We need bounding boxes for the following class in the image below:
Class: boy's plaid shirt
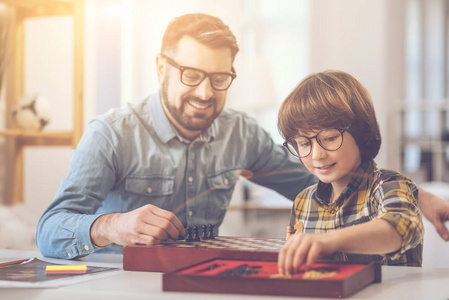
[289,160,423,266]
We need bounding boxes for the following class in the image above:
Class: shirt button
[147,187,152,193]
[84,245,90,251]
[188,211,193,217]
[188,176,194,182]
[68,252,72,258]
[224,178,229,185]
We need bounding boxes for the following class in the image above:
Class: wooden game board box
[162,258,382,298]
[123,236,284,273]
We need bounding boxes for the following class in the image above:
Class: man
[36,13,448,259]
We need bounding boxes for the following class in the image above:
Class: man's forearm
[90,213,119,247]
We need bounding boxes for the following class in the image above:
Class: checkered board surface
[123,236,285,272]
[154,236,285,250]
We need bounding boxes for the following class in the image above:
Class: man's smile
[187,100,213,110]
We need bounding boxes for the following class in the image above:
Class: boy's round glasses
[161,53,237,91]
[283,124,352,158]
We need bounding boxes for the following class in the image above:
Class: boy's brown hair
[161,13,239,61]
[278,70,381,161]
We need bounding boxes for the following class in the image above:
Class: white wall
[21,0,408,220]
[14,1,449,263]
[23,16,74,223]
[310,0,406,169]
[20,2,98,223]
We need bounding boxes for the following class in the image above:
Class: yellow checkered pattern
[290,160,423,266]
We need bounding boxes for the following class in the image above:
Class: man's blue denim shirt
[36,92,316,259]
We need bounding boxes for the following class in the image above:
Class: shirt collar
[150,90,215,144]
[315,159,375,205]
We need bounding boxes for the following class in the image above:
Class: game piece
[294,220,303,234]
[270,267,338,280]
[286,221,303,241]
[185,227,193,242]
[301,268,338,279]
[207,224,215,239]
[201,225,208,240]
[194,263,224,274]
[270,273,292,279]
[217,264,261,277]
[192,226,201,241]
[285,225,294,241]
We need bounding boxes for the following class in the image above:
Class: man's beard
[161,80,221,132]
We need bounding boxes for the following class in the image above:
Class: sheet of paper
[0,257,122,288]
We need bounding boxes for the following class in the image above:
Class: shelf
[0,129,73,146]
[395,100,449,183]
[0,0,75,6]
[0,0,84,205]
[0,0,76,18]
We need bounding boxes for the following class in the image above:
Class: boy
[277,70,423,275]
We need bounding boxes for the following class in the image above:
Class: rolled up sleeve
[36,121,118,259]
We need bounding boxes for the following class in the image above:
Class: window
[402,0,449,183]
[117,0,310,144]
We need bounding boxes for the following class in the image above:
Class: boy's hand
[278,232,338,275]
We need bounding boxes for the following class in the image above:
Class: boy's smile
[314,163,337,174]
[301,130,362,200]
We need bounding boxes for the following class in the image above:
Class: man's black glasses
[161,53,236,91]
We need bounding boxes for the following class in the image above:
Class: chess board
[123,236,285,272]
[163,258,382,298]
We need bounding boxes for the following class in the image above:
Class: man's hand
[90,204,185,247]
[419,189,449,241]
[278,233,337,275]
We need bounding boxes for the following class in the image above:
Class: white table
[1,249,448,300]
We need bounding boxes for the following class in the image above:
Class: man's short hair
[278,70,381,161]
[161,13,239,61]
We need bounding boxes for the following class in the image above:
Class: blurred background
[0,0,448,267]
